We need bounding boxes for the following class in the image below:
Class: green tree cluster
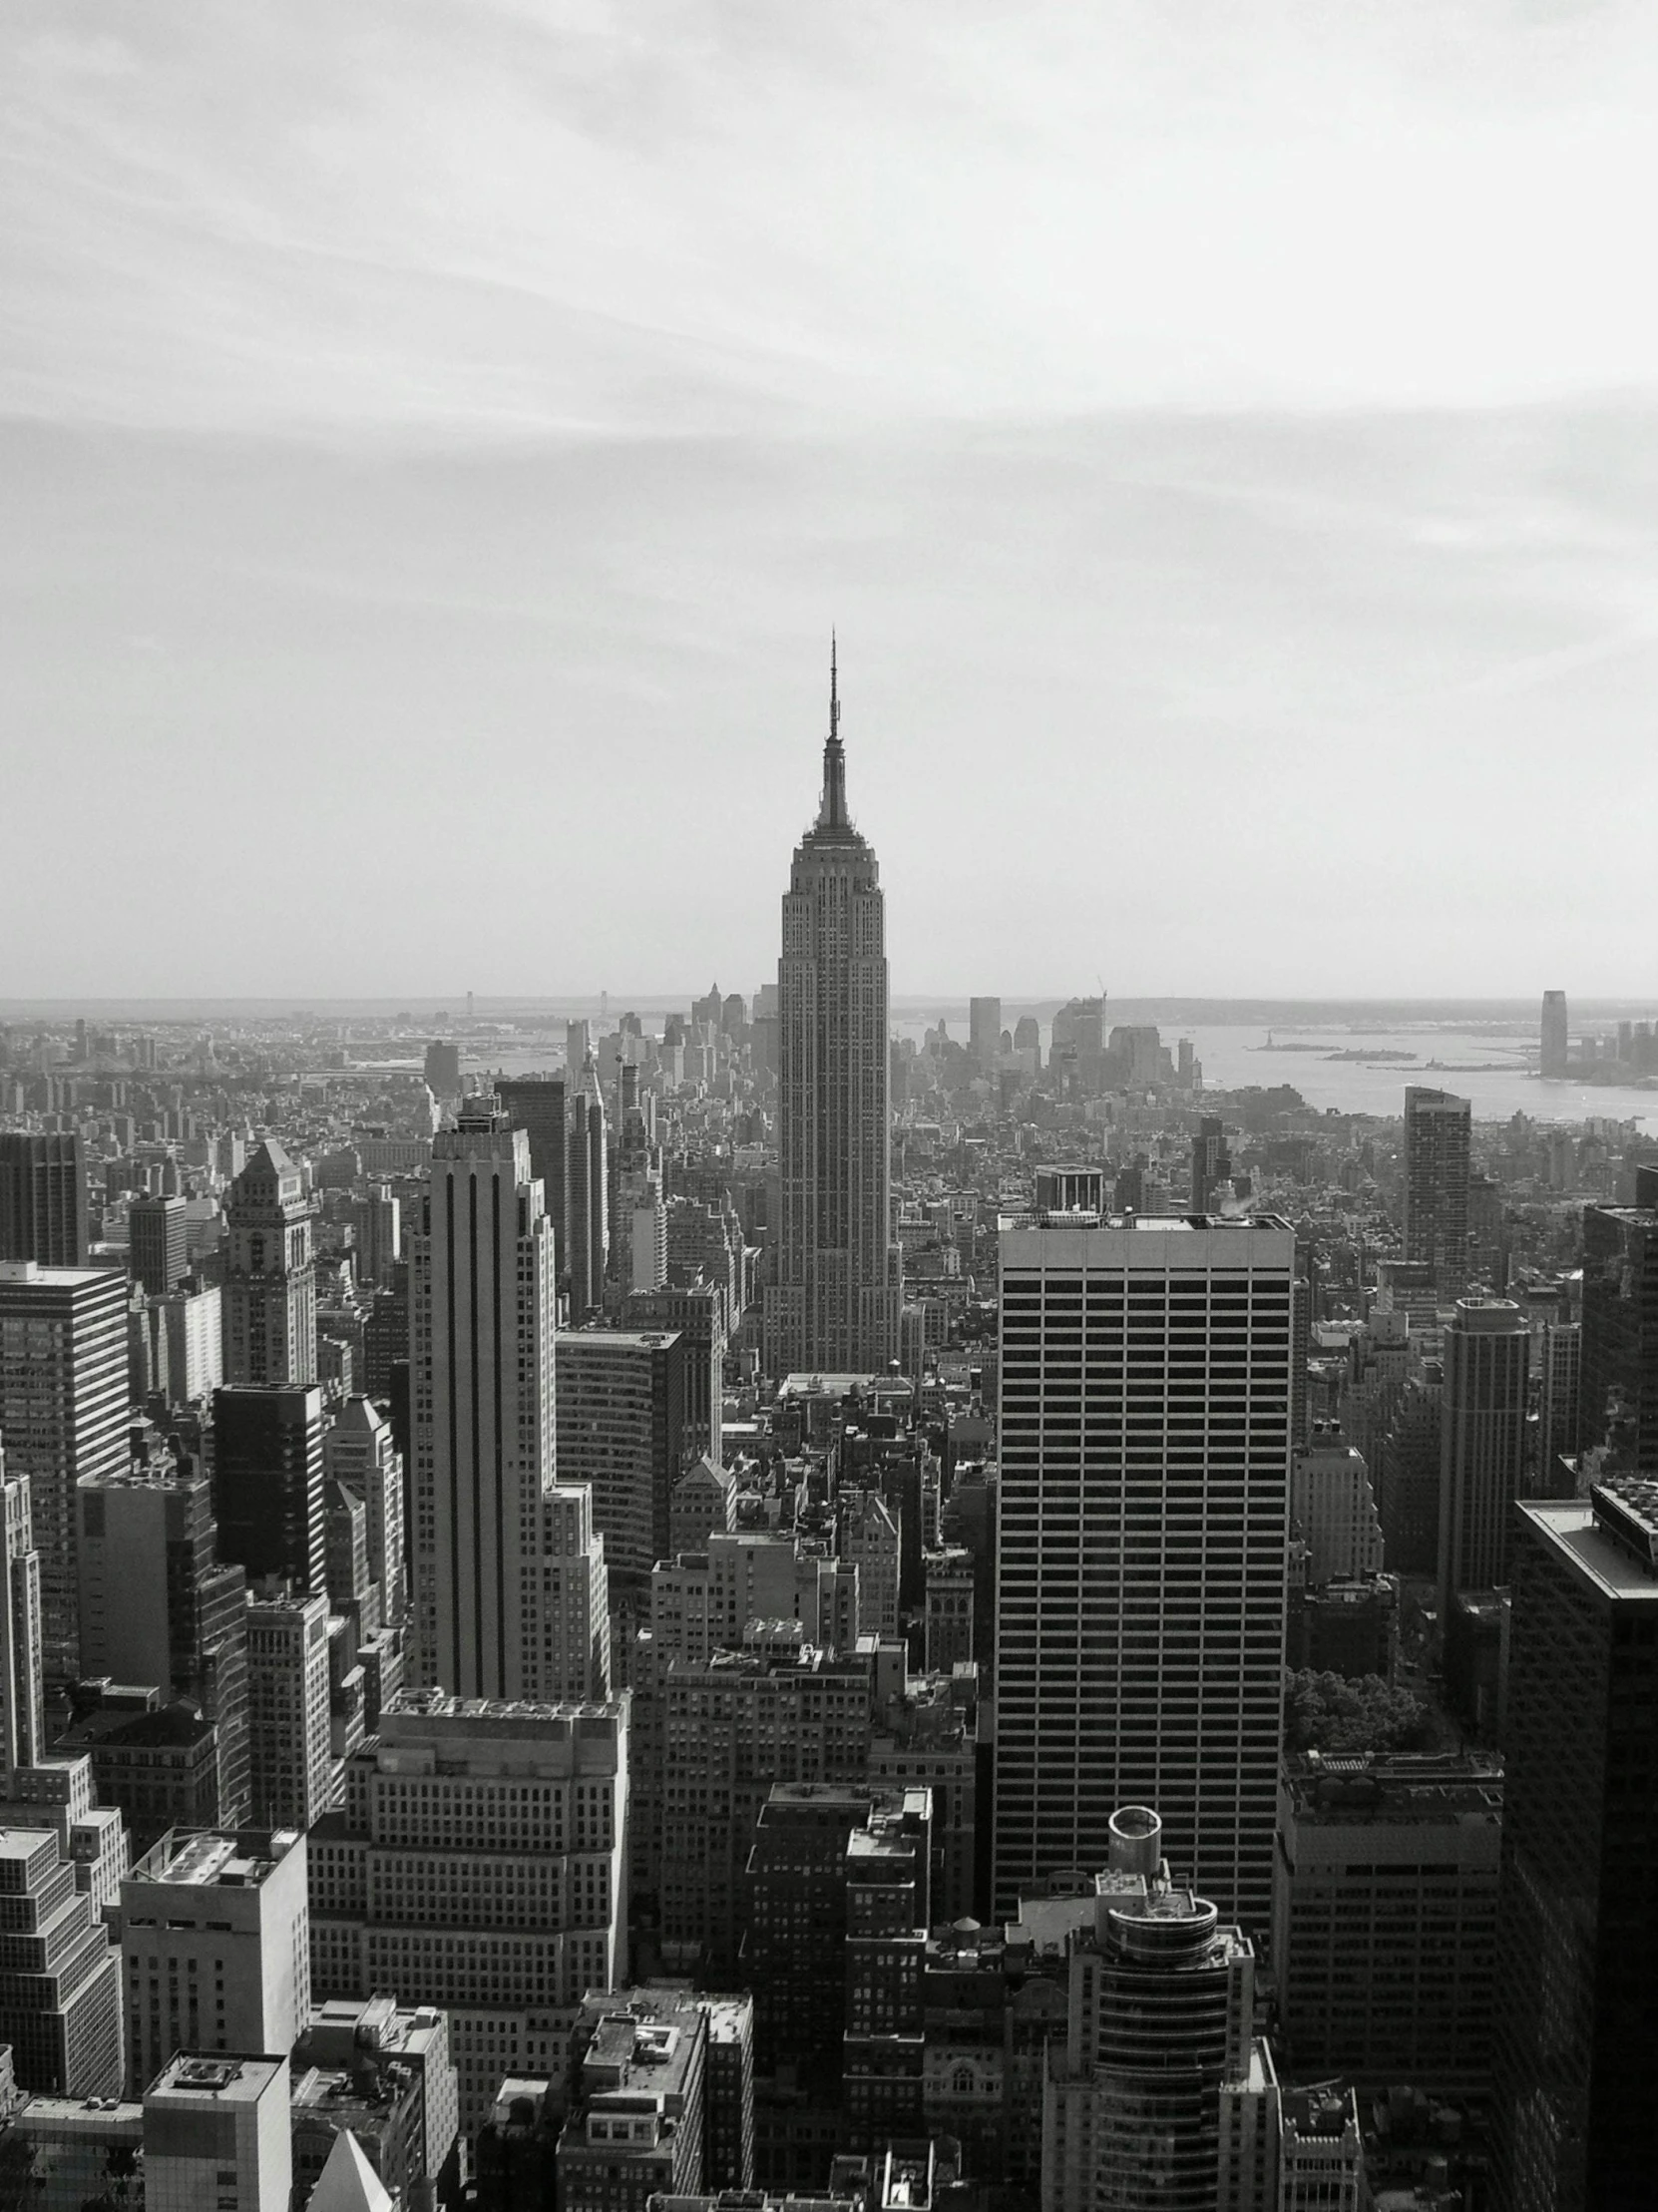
[1284,1668,1432,1755]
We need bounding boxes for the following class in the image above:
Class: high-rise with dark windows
[129,1193,189,1296]
[1438,1299,1529,1622]
[1490,1481,1658,2211]
[0,1132,88,1269]
[1403,1087,1471,1295]
[1577,1203,1658,1470]
[212,1383,326,1595]
[494,1077,567,1270]
[993,1204,1294,1930]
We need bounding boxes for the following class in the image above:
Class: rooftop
[1283,1752,1503,1826]
[1282,2085,1360,2141]
[131,1828,301,1887]
[1000,1210,1296,1236]
[1522,1498,1658,1600]
[147,2054,286,2106]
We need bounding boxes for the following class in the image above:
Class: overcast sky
[6,0,1658,1000]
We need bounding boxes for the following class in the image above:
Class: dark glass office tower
[129,1194,189,1296]
[0,1132,88,1267]
[1403,1087,1470,1295]
[1490,1481,1658,2211]
[1578,1203,1658,1470]
[211,1383,325,1593]
[494,1077,567,1267]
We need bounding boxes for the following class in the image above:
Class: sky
[5,0,1658,999]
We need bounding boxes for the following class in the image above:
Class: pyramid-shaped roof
[331,1396,386,1437]
[309,2130,393,2212]
[242,1137,293,1178]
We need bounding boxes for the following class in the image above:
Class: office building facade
[0,1826,123,2098]
[995,1210,1295,1930]
[1577,1202,1658,1470]
[130,1195,190,1297]
[1489,1482,1658,2212]
[308,1691,628,2130]
[555,1329,687,1593]
[78,1467,250,1827]
[212,1385,326,1595]
[120,1827,310,2095]
[408,1106,559,1699]
[0,1261,129,1683]
[494,1078,567,1269]
[0,1132,88,1269]
[245,1590,334,1831]
[1438,1300,1529,1622]
[1403,1087,1471,1295]
[1272,1752,1500,2095]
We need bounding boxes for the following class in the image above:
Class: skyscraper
[566,1057,609,1320]
[212,1383,326,1594]
[409,1101,611,1701]
[1403,1086,1471,1294]
[1539,989,1568,1081]
[1490,1481,1658,2212]
[129,1193,190,1296]
[1438,1299,1529,1621]
[994,1205,1294,1929]
[1191,1116,1233,1214]
[555,1328,687,1598]
[1577,1201,1658,1469]
[323,1397,407,1630]
[310,1691,629,2130]
[0,1260,129,1684]
[968,997,1002,1072]
[222,1139,318,1387]
[78,1464,251,1826]
[0,1447,44,1774]
[765,650,901,1377]
[1041,1805,1261,2212]
[494,1077,567,1268]
[350,1184,401,1291]
[0,1131,88,1268]
[246,1587,334,1829]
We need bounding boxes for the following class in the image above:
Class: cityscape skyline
[7,3,1658,2198]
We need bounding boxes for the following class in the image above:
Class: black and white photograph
[3,6,1656,2207]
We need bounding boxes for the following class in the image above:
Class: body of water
[888,1002,1658,1132]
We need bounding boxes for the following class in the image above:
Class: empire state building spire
[816,632,849,832]
[765,643,902,1379]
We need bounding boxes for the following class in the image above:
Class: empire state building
[764,651,902,1377]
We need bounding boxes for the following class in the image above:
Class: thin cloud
[6,1,1658,435]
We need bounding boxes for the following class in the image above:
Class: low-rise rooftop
[130,1828,301,1887]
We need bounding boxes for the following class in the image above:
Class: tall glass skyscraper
[1491,1481,1658,2211]
[1403,1087,1471,1295]
[764,651,901,1378]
